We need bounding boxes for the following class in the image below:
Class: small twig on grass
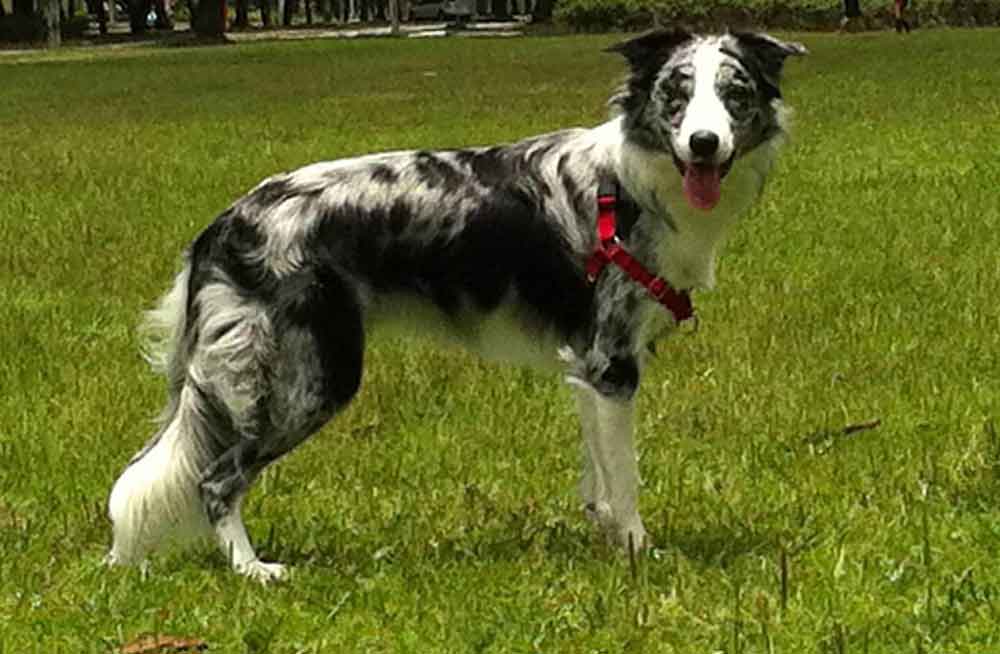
[842,418,882,436]
[628,531,638,583]
[803,418,882,452]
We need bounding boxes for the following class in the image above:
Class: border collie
[108,29,806,582]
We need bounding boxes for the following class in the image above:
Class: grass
[2,28,1000,653]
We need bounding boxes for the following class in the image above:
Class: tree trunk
[492,0,508,19]
[44,0,59,46]
[281,0,295,25]
[303,0,311,23]
[192,0,226,35]
[234,0,248,26]
[259,0,271,25]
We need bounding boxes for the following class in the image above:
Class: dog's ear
[607,29,693,119]
[606,29,694,71]
[729,32,807,98]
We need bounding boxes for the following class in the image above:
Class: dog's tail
[141,258,195,400]
[107,258,213,565]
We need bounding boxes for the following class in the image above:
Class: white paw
[235,559,289,584]
[612,523,650,554]
[105,548,148,569]
[584,505,649,553]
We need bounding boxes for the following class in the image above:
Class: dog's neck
[593,118,778,291]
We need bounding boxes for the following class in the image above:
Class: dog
[107,29,806,582]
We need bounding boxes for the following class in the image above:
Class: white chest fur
[620,141,776,291]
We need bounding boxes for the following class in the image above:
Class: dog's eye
[658,75,690,117]
[663,89,688,115]
[725,87,755,113]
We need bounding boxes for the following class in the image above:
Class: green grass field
[2,29,1000,653]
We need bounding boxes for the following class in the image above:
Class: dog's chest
[654,224,721,291]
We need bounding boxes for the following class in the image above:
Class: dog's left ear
[606,29,694,71]
[607,29,694,115]
[730,32,807,98]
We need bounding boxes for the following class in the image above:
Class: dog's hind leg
[199,440,290,583]
[195,266,364,583]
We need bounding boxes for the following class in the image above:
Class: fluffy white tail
[108,263,211,564]
[107,393,212,564]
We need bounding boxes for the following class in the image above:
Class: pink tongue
[683,164,722,211]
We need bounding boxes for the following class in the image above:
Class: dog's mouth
[672,153,735,212]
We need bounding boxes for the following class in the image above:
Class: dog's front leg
[573,382,647,552]
[592,390,648,551]
[573,387,604,520]
[565,274,650,551]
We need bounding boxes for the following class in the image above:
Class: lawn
[1,28,999,653]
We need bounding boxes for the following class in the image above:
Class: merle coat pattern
[108,29,806,582]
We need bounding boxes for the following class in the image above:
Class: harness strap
[585,183,695,324]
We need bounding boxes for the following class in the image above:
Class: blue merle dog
[108,29,806,582]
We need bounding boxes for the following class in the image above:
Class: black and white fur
[108,29,805,583]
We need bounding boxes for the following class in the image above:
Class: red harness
[585,187,695,324]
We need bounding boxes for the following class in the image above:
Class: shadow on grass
[239,505,611,578]
[662,524,778,569]
[263,514,784,576]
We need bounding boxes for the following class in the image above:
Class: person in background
[839,0,862,31]
[893,0,911,32]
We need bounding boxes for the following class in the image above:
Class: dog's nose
[689,131,720,158]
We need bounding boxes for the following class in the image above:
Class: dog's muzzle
[671,138,735,212]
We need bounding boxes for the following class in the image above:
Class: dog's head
[609,29,806,211]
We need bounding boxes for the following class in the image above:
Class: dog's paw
[235,559,289,584]
[104,548,147,570]
[612,524,650,554]
[584,503,650,552]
